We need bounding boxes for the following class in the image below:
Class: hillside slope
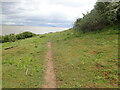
[2,26,119,88]
[50,26,118,88]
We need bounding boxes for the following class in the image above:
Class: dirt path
[42,42,56,88]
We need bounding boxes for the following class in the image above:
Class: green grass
[51,27,119,88]
[2,35,49,88]
[2,26,119,88]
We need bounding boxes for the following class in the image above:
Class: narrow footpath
[42,42,56,88]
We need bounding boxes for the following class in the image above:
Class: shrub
[74,1,120,33]
[16,32,36,40]
[2,32,36,43]
[9,33,16,42]
[22,32,36,38]
[2,35,10,43]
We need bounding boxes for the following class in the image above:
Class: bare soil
[42,42,56,88]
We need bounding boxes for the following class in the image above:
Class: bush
[16,32,36,40]
[16,34,24,40]
[9,33,16,42]
[2,32,36,43]
[22,32,36,38]
[2,35,10,43]
[74,1,120,33]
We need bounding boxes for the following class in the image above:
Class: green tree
[73,1,120,33]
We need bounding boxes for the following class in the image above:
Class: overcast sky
[1,0,97,28]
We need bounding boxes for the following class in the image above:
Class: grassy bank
[51,27,118,88]
[2,35,49,88]
[2,26,119,88]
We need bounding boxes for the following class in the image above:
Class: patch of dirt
[42,42,56,88]
[96,63,118,86]
[96,63,103,69]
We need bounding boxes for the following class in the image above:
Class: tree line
[74,1,120,32]
[0,32,36,43]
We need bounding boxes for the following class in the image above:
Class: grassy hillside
[2,35,48,88]
[2,26,119,88]
[51,27,118,88]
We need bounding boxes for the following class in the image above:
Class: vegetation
[1,32,36,43]
[74,1,120,32]
[51,26,118,88]
[2,26,118,88]
[1,0,119,88]
[2,34,48,88]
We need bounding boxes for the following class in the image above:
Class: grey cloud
[1,0,95,27]
[2,2,20,14]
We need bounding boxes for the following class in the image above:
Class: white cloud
[4,22,16,25]
[1,0,97,27]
